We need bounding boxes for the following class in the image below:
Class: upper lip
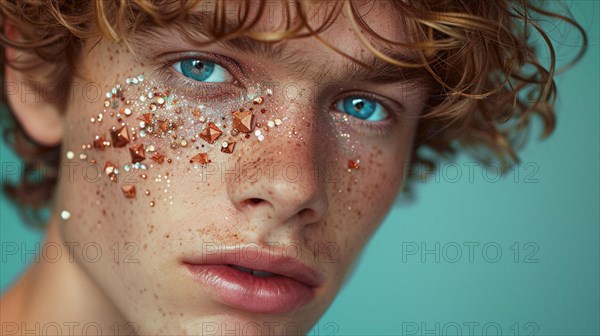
[181,246,324,287]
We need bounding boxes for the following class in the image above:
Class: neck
[0,219,129,335]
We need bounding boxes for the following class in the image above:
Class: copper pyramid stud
[110,126,130,147]
[137,113,154,124]
[232,111,254,133]
[190,152,209,164]
[129,144,146,163]
[121,185,136,199]
[104,161,118,182]
[199,122,223,144]
[151,152,165,164]
[157,119,170,133]
[93,136,106,150]
[221,141,236,154]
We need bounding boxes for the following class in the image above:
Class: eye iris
[344,97,376,120]
[181,59,215,81]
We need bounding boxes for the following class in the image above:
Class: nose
[226,110,329,229]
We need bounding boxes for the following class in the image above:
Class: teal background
[1,1,598,335]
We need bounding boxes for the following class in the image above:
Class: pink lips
[182,247,323,314]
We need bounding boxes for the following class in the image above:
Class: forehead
[190,1,404,33]
[128,1,420,85]
[149,0,408,62]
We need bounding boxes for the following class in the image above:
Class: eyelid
[333,91,405,121]
[329,91,407,137]
[157,51,247,85]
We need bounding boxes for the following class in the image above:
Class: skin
[1,2,427,335]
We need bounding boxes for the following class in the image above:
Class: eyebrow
[213,35,428,82]
[137,12,432,86]
[343,49,431,85]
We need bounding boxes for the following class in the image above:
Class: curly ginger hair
[0,0,587,225]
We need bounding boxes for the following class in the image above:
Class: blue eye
[172,59,233,83]
[336,96,388,121]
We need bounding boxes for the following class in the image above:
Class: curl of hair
[0,0,587,225]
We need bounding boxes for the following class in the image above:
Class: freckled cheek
[331,143,405,249]
[60,72,281,240]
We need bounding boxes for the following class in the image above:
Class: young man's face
[56,2,426,334]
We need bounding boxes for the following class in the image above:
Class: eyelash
[155,52,245,93]
[331,92,401,136]
[154,53,403,136]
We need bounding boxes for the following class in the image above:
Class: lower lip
[184,264,315,314]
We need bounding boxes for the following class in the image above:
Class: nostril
[249,198,262,205]
[237,197,270,211]
[244,198,264,206]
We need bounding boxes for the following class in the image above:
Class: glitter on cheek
[75,73,276,205]
[254,129,265,142]
[104,161,119,182]
[121,185,137,198]
[221,141,235,154]
[93,136,110,149]
[151,152,165,164]
[348,159,360,171]
[129,144,146,163]
[137,113,153,124]
[232,110,255,133]
[328,111,367,175]
[110,125,130,147]
[198,122,223,144]
[190,152,210,164]
[60,210,71,220]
